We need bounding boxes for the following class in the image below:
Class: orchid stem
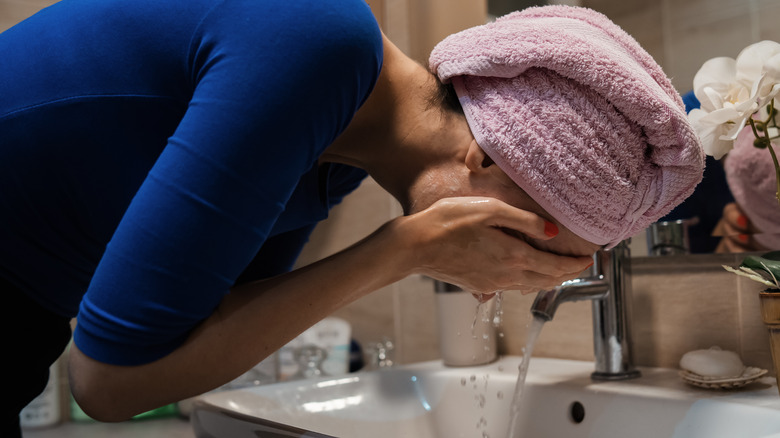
[762,101,780,205]
[749,118,762,138]
[768,140,780,205]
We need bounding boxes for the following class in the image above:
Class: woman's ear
[465,139,494,172]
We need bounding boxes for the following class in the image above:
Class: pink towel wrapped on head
[429,5,704,248]
[725,128,780,249]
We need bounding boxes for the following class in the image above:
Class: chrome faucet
[531,240,641,381]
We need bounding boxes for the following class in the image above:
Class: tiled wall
[586,0,780,94]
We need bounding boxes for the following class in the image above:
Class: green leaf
[740,251,780,286]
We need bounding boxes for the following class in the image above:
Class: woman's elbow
[68,346,150,422]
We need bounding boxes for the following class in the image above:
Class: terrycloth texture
[725,128,780,249]
[429,6,704,247]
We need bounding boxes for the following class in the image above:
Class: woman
[1,0,702,434]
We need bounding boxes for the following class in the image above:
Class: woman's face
[409,156,601,259]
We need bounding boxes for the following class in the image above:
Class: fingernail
[544,221,559,237]
[739,234,749,243]
[737,215,748,228]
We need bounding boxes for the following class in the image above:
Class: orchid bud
[754,136,771,149]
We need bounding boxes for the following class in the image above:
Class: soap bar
[679,347,745,378]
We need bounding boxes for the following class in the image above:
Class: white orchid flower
[736,41,780,102]
[688,108,738,159]
[693,57,743,112]
[689,41,780,159]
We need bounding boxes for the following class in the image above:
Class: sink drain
[569,401,585,424]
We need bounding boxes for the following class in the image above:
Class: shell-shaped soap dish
[679,367,768,390]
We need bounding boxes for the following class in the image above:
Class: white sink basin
[190,357,780,438]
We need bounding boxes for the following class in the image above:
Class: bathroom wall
[585,0,780,95]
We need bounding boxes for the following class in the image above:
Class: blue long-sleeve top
[0,0,383,365]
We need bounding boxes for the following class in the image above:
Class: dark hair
[427,75,464,116]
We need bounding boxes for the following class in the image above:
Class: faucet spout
[530,241,640,381]
[531,277,608,322]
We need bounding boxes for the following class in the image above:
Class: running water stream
[467,293,546,438]
[504,315,547,438]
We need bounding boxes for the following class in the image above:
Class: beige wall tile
[756,0,780,42]
[737,275,774,372]
[396,275,441,364]
[409,0,487,64]
[499,292,595,361]
[631,255,743,368]
[583,0,665,68]
[662,0,755,92]
[0,0,59,32]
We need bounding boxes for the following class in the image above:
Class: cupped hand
[394,197,594,295]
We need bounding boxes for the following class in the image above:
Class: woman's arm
[70,196,592,421]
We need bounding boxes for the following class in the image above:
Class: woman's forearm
[69,220,412,421]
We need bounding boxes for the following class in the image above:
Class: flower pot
[759,289,780,395]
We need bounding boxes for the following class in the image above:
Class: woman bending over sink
[0,0,703,434]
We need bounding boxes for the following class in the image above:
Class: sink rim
[190,356,780,438]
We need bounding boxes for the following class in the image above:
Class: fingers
[715,203,765,253]
[722,203,750,234]
[480,198,560,241]
[507,238,593,277]
[435,197,558,241]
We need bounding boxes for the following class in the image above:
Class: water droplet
[461,377,467,386]
[497,391,504,400]
[497,365,504,372]
[470,375,476,382]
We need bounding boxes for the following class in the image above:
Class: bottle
[20,360,61,429]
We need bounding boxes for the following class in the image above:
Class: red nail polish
[739,234,749,243]
[737,215,748,228]
[544,221,559,237]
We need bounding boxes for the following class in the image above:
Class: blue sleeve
[73,0,382,365]
[682,90,700,112]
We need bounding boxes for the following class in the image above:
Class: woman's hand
[392,197,594,295]
[715,202,764,253]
